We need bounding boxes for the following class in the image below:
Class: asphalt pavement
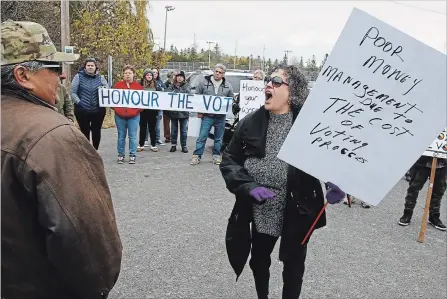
[98,128,446,299]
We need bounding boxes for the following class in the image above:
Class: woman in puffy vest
[70,58,109,150]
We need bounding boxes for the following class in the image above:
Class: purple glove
[250,187,276,203]
[325,182,345,204]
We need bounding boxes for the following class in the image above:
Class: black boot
[429,214,446,231]
[169,146,177,152]
[182,146,189,153]
[398,210,413,226]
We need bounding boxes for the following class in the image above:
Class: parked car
[186,69,253,96]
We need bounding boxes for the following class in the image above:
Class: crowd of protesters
[1,19,445,299]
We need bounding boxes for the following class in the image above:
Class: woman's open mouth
[265,90,273,102]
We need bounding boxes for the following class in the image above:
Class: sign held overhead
[278,8,446,206]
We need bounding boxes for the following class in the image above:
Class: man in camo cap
[1,20,122,299]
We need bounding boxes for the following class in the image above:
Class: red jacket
[112,80,144,119]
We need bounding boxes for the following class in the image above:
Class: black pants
[170,118,188,147]
[139,110,158,147]
[404,166,446,217]
[249,226,307,299]
[74,107,106,150]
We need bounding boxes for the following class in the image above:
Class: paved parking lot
[98,129,446,299]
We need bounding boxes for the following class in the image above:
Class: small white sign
[239,80,265,120]
[277,8,446,206]
[64,46,74,54]
[188,117,202,137]
[423,129,447,159]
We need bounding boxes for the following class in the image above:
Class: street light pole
[163,5,175,51]
[249,54,253,71]
[206,41,215,68]
[284,50,292,64]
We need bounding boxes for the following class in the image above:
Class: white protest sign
[277,8,446,206]
[188,117,202,137]
[98,88,232,115]
[423,129,447,159]
[239,80,265,120]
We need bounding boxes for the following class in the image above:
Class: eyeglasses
[42,64,63,75]
[265,76,289,88]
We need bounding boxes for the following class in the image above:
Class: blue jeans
[115,114,140,157]
[193,115,225,157]
[171,118,188,147]
[145,111,162,142]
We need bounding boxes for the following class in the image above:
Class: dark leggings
[74,107,106,150]
[404,166,446,217]
[139,109,158,147]
[249,226,307,299]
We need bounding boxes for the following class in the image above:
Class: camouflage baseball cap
[0,20,79,66]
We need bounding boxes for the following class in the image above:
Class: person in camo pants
[398,156,446,231]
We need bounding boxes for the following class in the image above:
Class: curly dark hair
[269,64,309,108]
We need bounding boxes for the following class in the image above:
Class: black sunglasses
[265,76,289,88]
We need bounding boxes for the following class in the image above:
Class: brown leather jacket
[1,93,122,299]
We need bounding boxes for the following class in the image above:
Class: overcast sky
[148,1,446,63]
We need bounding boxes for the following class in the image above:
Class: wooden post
[417,157,438,243]
[61,0,71,84]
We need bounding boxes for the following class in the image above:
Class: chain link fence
[164,61,207,72]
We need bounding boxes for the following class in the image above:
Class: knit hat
[176,70,186,80]
[143,68,153,78]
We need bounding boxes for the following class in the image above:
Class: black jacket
[165,82,191,119]
[219,106,326,279]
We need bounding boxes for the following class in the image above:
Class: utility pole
[262,44,266,71]
[206,41,215,68]
[60,0,71,83]
[163,5,175,51]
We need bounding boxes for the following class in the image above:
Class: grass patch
[73,108,116,129]
[103,108,116,128]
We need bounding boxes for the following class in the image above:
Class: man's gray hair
[253,69,266,80]
[1,61,46,89]
[214,63,227,72]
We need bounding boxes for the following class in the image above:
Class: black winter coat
[219,106,326,280]
[164,82,191,119]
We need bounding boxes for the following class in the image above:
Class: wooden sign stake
[417,157,438,243]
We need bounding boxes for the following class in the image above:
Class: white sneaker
[190,155,200,165]
[150,146,159,152]
[212,155,222,165]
